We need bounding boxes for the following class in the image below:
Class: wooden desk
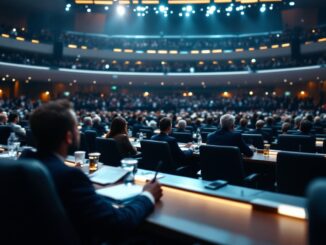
[113,170,308,244]
[146,185,307,245]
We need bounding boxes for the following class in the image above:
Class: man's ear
[66,131,73,145]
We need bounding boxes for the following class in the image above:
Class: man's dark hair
[30,100,76,153]
[239,118,248,127]
[8,112,19,123]
[300,119,313,133]
[159,117,172,132]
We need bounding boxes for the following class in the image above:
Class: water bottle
[139,132,144,141]
[197,132,202,145]
[7,132,18,157]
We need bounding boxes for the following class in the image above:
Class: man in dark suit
[249,120,272,142]
[151,117,193,165]
[295,119,315,136]
[28,100,163,244]
[207,114,253,157]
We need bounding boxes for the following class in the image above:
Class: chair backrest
[95,138,122,167]
[200,132,209,143]
[0,159,79,244]
[278,135,316,153]
[199,145,245,185]
[84,130,97,153]
[140,140,176,174]
[25,129,36,147]
[307,179,326,245]
[170,132,193,143]
[201,128,217,133]
[242,134,264,149]
[276,152,326,196]
[0,125,12,145]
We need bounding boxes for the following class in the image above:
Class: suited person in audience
[207,114,254,157]
[8,112,26,139]
[151,117,193,165]
[81,116,93,133]
[26,100,163,244]
[249,120,272,142]
[175,119,189,133]
[236,118,250,133]
[0,112,8,125]
[295,119,315,136]
[106,116,138,158]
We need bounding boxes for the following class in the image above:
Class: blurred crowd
[1,23,326,51]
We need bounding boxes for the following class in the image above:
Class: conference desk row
[94,168,308,245]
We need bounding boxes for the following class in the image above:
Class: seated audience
[151,117,193,164]
[296,119,314,136]
[236,118,249,133]
[27,100,162,244]
[281,122,291,134]
[250,120,272,142]
[175,119,188,132]
[106,116,138,157]
[0,113,7,125]
[92,116,106,136]
[81,116,93,133]
[8,112,26,138]
[207,114,253,157]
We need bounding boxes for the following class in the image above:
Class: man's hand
[143,181,163,203]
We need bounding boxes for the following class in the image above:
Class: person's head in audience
[239,118,248,128]
[266,117,274,127]
[0,113,8,125]
[107,116,127,138]
[206,117,214,126]
[314,116,321,125]
[159,117,172,134]
[220,114,235,131]
[83,116,93,127]
[300,119,313,134]
[255,120,265,130]
[8,112,19,124]
[92,115,101,126]
[282,122,291,134]
[148,120,157,129]
[294,116,302,129]
[305,114,314,122]
[177,119,187,130]
[29,100,79,156]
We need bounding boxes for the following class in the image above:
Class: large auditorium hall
[0,0,325,244]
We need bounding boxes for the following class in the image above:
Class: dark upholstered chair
[95,138,122,167]
[242,134,264,149]
[171,132,193,143]
[276,152,326,196]
[0,159,79,244]
[140,140,177,174]
[200,145,258,186]
[84,130,97,153]
[278,135,316,153]
[307,179,326,245]
[0,125,12,145]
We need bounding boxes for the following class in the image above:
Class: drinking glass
[121,158,138,185]
[88,152,101,173]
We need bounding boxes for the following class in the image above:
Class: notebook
[96,184,143,202]
[89,166,128,185]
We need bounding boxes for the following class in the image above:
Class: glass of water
[9,142,20,158]
[121,158,138,185]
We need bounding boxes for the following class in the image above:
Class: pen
[151,160,163,183]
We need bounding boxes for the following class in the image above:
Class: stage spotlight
[289,1,295,6]
[105,6,109,11]
[241,11,244,15]
[260,5,266,13]
[117,5,126,16]
[251,58,256,64]
[87,8,91,13]
[185,13,190,17]
[179,13,183,17]
[159,5,165,12]
[186,5,192,12]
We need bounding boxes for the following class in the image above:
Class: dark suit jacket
[207,129,254,157]
[248,129,272,142]
[151,133,192,164]
[22,152,153,244]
